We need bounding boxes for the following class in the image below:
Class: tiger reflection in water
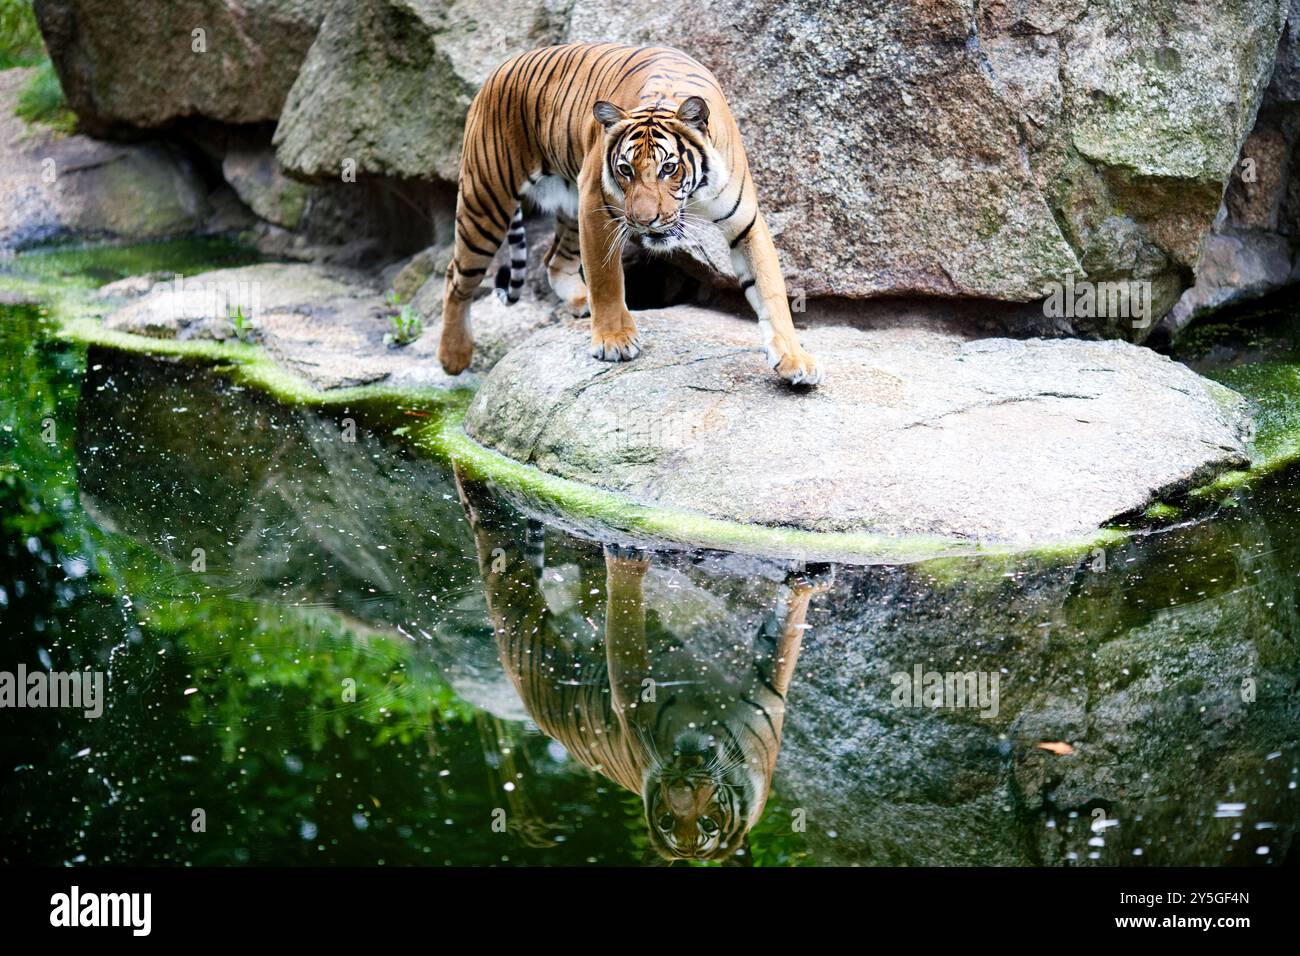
[454,466,830,863]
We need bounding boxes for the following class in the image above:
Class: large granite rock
[462,306,1252,544]
[33,0,325,136]
[1161,0,1300,340]
[273,0,570,182]
[221,141,310,231]
[0,68,209,251]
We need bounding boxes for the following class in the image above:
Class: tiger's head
[593,96,713,252]
[641,727,759,863]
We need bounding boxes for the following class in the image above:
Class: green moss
[15,59,75,134]
[0,1,45,69]
[1143,501,1181,520]
[58,316,460,413]
[977,207,1004,241]
[1207,363,1300,472]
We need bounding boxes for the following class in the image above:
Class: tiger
[437,42,822,386]
[452,464,830,862]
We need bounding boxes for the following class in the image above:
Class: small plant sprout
[385,303,424,348]
[227,304,254,343]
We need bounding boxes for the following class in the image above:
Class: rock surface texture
[566,0,1290,326]
[463,307,1252,543]
[33,0,325,135]
[1163,0,1300,337]
[97,261,559,390]
[0,69,209,251]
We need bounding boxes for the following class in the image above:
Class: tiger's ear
[675,96,710,132]
[593,100,629,130]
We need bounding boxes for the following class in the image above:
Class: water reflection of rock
[77,348,1298,865]
[781,514,1299,866]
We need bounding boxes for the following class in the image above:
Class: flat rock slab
[99,261,558,390]
[464,307,1253,544]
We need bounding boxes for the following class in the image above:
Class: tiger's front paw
[590,325,641,362]
[768,342,822,387]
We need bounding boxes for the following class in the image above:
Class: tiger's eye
[700,817,719,834]
[617,162,634,178]
[657,813,674,832]
[661,161,678,177]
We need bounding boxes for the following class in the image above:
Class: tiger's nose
[627,198,660,227]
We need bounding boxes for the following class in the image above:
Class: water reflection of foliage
[0,313,486,859]
[3,307,653,864]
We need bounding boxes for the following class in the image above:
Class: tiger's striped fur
[453,465,827,862]
[437,42,822,385]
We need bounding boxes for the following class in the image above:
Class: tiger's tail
[494,205,527,305]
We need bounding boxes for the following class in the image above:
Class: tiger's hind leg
[545,212,590,317]
[439,178,514,375]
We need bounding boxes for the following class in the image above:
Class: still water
[1,245,1297,866]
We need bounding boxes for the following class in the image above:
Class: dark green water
[1,244,1298,866]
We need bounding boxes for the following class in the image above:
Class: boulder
[221,142,310,230]
[462,306,1252,544]
[33,0,325,135]
[1161,1,1300,339]
[0,68,209,251]
[273,0,570,182]
[1163,220,1298,332]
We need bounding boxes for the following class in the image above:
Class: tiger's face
[642,729,757,862]
[593,96,712,252]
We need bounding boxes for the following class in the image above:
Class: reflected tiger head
[641,727,759,863]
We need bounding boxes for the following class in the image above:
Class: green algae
[57,315,463,415]
[1143,501,1182,520]
[3,236,260,289]
[1175,291,1300,480]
